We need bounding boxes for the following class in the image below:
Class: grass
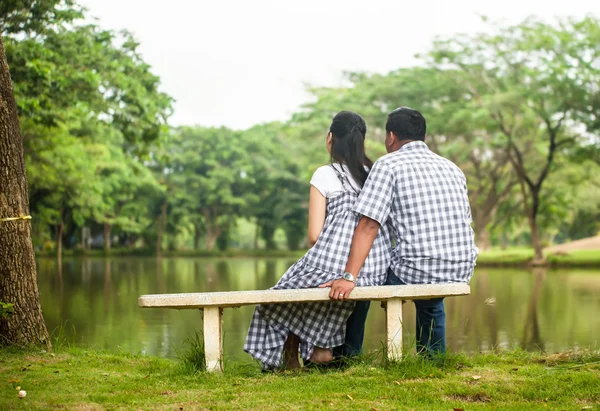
[476,248,600,268]
[1,346,599,410]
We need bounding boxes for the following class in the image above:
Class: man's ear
[390,131,399,145]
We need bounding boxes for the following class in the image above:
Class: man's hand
[319,279,355,301]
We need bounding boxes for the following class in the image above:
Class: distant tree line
[1,2,599,263]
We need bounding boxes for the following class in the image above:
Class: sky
[79,0,599,130]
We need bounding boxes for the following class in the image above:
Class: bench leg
[203,307,223,372]
[386,298,403,361]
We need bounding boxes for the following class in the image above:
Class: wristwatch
[342,272,357,283]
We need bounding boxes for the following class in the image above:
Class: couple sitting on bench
[244,108,478,370]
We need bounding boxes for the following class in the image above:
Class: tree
[428,16,600,261]
[169,127,249,250]
[94,145,159,252]
[0,0,81,36]
[0,34,50,347]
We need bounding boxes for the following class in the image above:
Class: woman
[244,111,392,370]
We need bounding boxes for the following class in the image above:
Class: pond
[37,257,600,359]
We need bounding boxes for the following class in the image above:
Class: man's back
[353,141,477,284]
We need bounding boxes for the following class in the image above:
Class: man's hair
[385,107,426,141]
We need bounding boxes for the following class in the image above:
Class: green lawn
[1,347,599,410]
[476,248,600,267]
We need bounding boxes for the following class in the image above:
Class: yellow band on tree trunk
[0,215,32,222]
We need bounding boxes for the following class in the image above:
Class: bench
[138,283,470,372]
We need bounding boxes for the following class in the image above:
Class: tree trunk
[473,212,492,251]
[205,230,218,251]
[528,215,544,264]
[193,228,202,250]
[254,223,259,249]
[104,222,111,254]
[156,201,167,257]
[56,208,63,265]
[0,35,51,348]
[528,189,544,264]
[475,227,491,251]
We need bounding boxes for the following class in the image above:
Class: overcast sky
[79,0,599,130]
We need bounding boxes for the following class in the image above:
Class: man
[323,107,478,356]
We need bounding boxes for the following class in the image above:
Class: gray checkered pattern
[353,141,478,285]
[245,165,393,369]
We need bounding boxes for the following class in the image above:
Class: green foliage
[0,0,82,36]
[0,302,14,319]
[2,1,598,253]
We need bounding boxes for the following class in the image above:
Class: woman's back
[279,163,392,288]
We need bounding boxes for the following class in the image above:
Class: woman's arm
[307,186,327,247]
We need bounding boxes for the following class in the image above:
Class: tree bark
[475,226,491,251]
[528,213,544,264]
[202,209,221,251]
[193,228,202,250]
[156,201,167,257]
[205,230,219,251]
[0,35,51,348]
[104,222,111,254]
[56,208,63,265]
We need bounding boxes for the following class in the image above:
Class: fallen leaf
[394,381,401,385]
[160,391,173,395]
[512,368,519,371]
[582,407,592,410]
[15,386,21,391]
[7,380,20,383]
[371,408,380,411]
[144,375,150,379]
[472,375,482,380]
[54,370,59,373]
[453,408,465,411]
[484,297,496,306]
[329,403,334,407]
[429,374,434,377]
[346,394,354,401]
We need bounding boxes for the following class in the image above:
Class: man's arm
[319,216,381,300]
[344,216,381,276]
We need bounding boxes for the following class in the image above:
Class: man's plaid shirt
[353,141,478,284]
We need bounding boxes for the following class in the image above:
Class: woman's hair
[329,111,373,187]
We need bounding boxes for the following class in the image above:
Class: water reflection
[36,258,600,358]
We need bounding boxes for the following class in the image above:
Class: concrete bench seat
[138,283,470,372]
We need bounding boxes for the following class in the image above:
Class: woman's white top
[310,163,363,198]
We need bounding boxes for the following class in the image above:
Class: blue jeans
[339,269,446,357]
[333,300,371,358]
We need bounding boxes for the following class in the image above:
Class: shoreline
[35,248,600,269]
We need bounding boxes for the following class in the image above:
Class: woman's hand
[319,279,355,301]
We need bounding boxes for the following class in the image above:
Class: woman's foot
[283,334,301,369]
[309,347,333,364]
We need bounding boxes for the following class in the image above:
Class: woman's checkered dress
[244,164,392,369]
